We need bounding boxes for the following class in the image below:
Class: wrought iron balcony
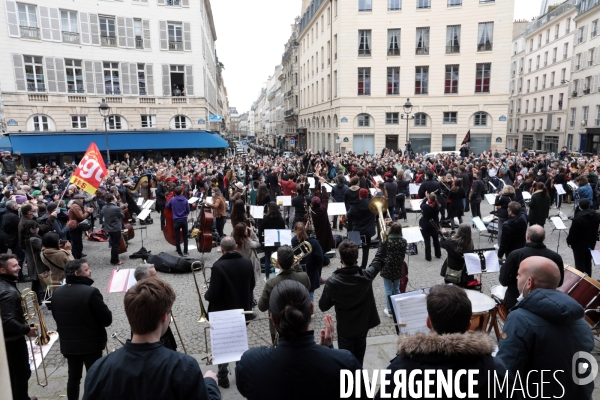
[62,31,79,44]
[20,26,39,39]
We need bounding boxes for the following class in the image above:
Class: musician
[237,281,364,400]
[155,173,168,230]
[419,193,442,262]
[307,181,334,253]
[496,257,594,399]
[528,182,551,227]
[469,170,485,219]
[204,236,255,388]
[417,170,438,199]
[343,176,361,212]
[347,188,376,269]
[383,171,398,222]
[330,176,348,230]
[204,186,227,238]
[52,259,112,400]
[232,223,262,282]
[257,202,287,280]
[292,222,327,301]
[279,173,297,228]
[439,224,476,288]
[497,202,527,259]
[381,222,407,317]
[377,285,511,399]
[291,183,307,226]
[67,193,94,259]
[83,278,220,400]
[266,167,280,200]
[447,178,465,231]
[319,239,386,366]
[495,185,516,242]
[0,254,39,400]
[567,198,600,276]
[102,194,125,266]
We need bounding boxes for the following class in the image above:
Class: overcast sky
[210,1,545,114]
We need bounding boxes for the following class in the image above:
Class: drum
[464,290,497,332]
[557,266,600,330]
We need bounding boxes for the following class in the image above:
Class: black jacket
[495,193,515,219]
[344,185,360,211]
[155,182,167,211]
[470,179,485,202]
[418,179,439,199]
[419,202,440,234]
[102,202,125,232]
[51,275,112,355]
[0,274,30,341]
[500,242,564,311]
[292,236,323,292]
[291,195,307,221]
[440,239,474,287]
[205,252,255,319]
[319,244,386,337]
[236,330,365,400]
[331,182,348,202]
[498,213,528,258]
[347,198,376,238]
[83,341,220,400]
[384,180,398,207]
[567,208,600,249]
[2,208,20,248]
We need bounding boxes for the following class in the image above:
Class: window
[71,115,87,129]
[18,3,38,39]
[134,19,143,49]
[549,95,553,111]
[474,112,488,126]
[475,63,491,93]
[578,26,585,43]
[141,115,156,128]
[564,43,569,59]
[596,105,600,126]
[174,115,187,129]
[138,63,146,95]
[555,24,560,39]
[417,0,431,9]
[166,0,181,5]
[359,0,372,12]
[448,0,461,6]
[357,114,370,127]
[358,68,370,95]
[414,113,427,126]
[168,23,183,50]
[445,64,459,94]
[388,0,401,10]
[544,52,548,66]
[590,48,596,66]
[443,112,457,124]
[524,120,528,131]
[544,136,559,153]
[24,55,45,92]
[583,106,589,121]
[593,20,599,37]
[446,25,460,53]
[103,62,120,95]
[65,59,84,93]
[522,135,533,149]
[442,135,456,151]
[387,29,400,56]
[570,108,576,127]
[32,115,49,131]
[535,77,538,91]
[99,16,116,46]
[536,55,540,69]
[386,112,399,124]
[552,47,557,63]
[107,115,122,130]
[387,67,400,95]
[61,10,79,43]
[557,118,562,130]
[415,66,428,94]
[477,22,493,51]
[358,30,371,56]
[416,27,430,55]
[538,34,542,48]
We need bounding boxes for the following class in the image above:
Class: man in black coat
[52,259,112,400]
[417,169,439,199]
[498,202,527,259]
[470,170,486,219]
[204,236,255,388]
[319,239,386,366]
[500,225,564,311]
[2,200,25,279]
[567,198,600,276]
[457,165,471,212]
[331,176,348,230]
[347,189,376,269]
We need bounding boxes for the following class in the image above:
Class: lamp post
[98,99,111,165]
[400,98,414,155]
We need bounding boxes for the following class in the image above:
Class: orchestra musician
[292,222,327,301]
[203,186,227,239]
[165,186,190,257]
[102,194,125,266]
[306,179,333,253]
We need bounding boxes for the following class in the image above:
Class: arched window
[321,117,326,128]
[327,116,331,128]
[28,114,54,131]
[334,115,338,127]
[414,113,428,127]
[473,112,489,126]
[171,115,190,129]
[357,113,371,127]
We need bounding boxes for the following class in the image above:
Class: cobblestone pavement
[26,198,596,399]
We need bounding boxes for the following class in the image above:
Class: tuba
[369,197,389,242]
[21,288,51,387]
[191,261,210,323]
[271,240,313,266]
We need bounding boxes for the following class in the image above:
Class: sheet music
[484,251,500,273]
[472,217,487,232]
[323,182,333,191]
[107,269,136,293]
[373,175,384,183]
[389,289,428,320]
[485,194,497,205]
[464,253,483,275]
[327,202,347,216]
[307,177,316,188]
[555,184,566,195]
[137,198,144,206]
[409,183,420,195]
[522,191,532,200]
[550,216,566,230]
[409,199,423,211]
[206,197,214,204]
[264,229,292,246]
[591,250,600,266]
[142,200,155,209]
[188,197,199,204]
[209,309,249,365]
[403,227,424,244]
[250,205,264,219]
[567,181,578,191]
[394,294,430,335]
[276,196,292,206]
[138,208,152,221]
[369,188,377,196]
[345,175,350,182]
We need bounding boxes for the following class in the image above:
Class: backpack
[329,167,337,180]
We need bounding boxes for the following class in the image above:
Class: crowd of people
[0,142,599,399]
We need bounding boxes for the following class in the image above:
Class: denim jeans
[66,351,103,400]
[173,218,188,254]
[383,278,400,312]
[309,291,314,301]
[388,206,396,221]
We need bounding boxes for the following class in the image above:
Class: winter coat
[102,202,125,232]
[567,208,600,250]
[447,188,466,218]
[527,190,550,226]
[470,179,485,202]
[258,215,287,251]
[155,182,167,211]
[384,180,398,207]
[236,231,261,283]
[440,239,474,287]
[498,213,528,258]
[495,193,515,219]
[496,289,595,399]
[577,184,594,206]
[380,233,406,280]
[347,198,376,239]
[343,185,360,211]
[2,207,19,248]
[38,212,70,240]
[418,179,439,199]
[308,186,334,252]
[257,266,310,312]
[0,273,30,341]
[41,246,74,284]
[419,202,440,234]
[331,182,348,203]
[23,235,49,280]
[292,236,323,292]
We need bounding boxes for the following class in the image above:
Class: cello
[196,203,214,253]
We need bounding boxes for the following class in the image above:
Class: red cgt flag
[69,142,108,195]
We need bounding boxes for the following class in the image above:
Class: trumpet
[369,197,389,242]
[271,240,313,266]
[191,261,210,324]
[21,289,51,387]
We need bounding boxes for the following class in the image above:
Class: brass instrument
[270,240,313,266]
[368,197,389,242]
[111,332,126,347]
[191,261,210,323]
[171,315,188,354]
[21,288,51,387]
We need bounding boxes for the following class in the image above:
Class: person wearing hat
[347,188,376,269]
[68,194,94,259]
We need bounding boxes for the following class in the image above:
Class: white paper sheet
[472,217,487,232]
[107,269,137,293]
[327,202,347,216]
[205,197,214,204]
[550,216,566,230]
[250,205,264,219]
[27,331,59,371]
[142,200,155,210]
[276,196,292,206]
[264,229,292,246]
[485,194,497,205]
[137,198,144,206]
[591,250,600,266]
[323,182,333,191]
[403,227,424,244]
[209,309,249,365]
[369,188,377,196]
[373,175,384,183]
[522,191,532,200]
[555,184,566,195]
[307,177,316,188]
[484,251,500,273]
[393,294,430,335]
[138,208,152,221]
[389,289,428,322]
[409,199,423,211]
[188,197,199,204]
[567,181,578,191]
[409,183,420,195]
[345,175,351,182]
[464,253,483,275]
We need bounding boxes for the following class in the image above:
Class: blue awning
[9,131,228,155]
[0,135,12,152]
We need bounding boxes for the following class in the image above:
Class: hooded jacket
[165,194,190,220]
[343,185,360,211]
[331,182,349,202]
[497,289,594,399]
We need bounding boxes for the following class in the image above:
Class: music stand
[549,216,568,253]
[471,217,487,248]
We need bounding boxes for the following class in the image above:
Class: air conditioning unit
[582,120,588,127]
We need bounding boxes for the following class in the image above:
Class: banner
[69,142,108,195]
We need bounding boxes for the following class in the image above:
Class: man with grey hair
[500,225,564,312]
[205,235,255,388]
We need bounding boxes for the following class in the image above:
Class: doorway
[385,135,399,151]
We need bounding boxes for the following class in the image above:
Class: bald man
[497,256,594,399]
[499,225,563,312]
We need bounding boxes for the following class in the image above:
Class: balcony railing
[136,38,143,49]
[62,31,79,44]
[67,84,85,94]
[169,41,183,50]
[20,26,39,39]
[446,45,460,54]
[101,36,117,47]
[285,109,295,117]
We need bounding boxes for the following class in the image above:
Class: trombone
[270,240,313,266]
[369,197,389,242]
[191,261,210,324]
[21,288,51,387]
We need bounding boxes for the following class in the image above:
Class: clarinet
[429,218,448,241]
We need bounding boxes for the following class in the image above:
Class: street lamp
[400,98,414,154]
[98,99,111,164]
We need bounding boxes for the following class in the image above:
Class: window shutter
[90,13,100,46]
[597,46,600,65]
[583,26,588,43]
[5,1,19,37]
[571,55,576,71]
[45,57,57,93]
[84,60,95,94]
[126,17,134,48]
[117,17,126,48]
[182,0,190,7]
[130,63,139,95]
[185,65,194,96]
[94,60,104,94]
[12,54,26,91]
[162,64,170,96]
[159,21,168,50]
[55,58,66,93]
[158,0,165,5]
[183,22,192,51]
[143,19,151,49]
[39,6,53,41]
[579,80,584,96]
[121,62,130,95]
[146,64,154,95]
[49,8,61,41]
[582,52,588,69]
[80,12,91,45]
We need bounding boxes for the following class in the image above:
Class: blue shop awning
[0,135,12,152]
[9,131,228,155]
